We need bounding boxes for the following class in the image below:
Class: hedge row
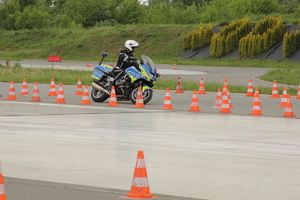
[239,17,284,58]
[283,30,300,58]
[182,16,299,59]
[210,18,252,58]
[182,23,213,50]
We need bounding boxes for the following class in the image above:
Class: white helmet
[125,40,139,51]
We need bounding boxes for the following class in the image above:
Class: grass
[1,25,300,94]
[1,64,298,95]
[0,65,92,86]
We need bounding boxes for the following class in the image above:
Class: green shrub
[182,23,213,50]
[283,29,300,58]
[239,16,284,58]
[210,18,252,58]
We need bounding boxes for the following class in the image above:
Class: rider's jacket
[116,49,138,70]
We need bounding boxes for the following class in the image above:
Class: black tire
[129,87,153,105]
[91,88,109,102]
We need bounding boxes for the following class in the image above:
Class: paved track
[0,60,300,200]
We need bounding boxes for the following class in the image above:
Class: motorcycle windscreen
[125,66,146,81]
[92,65,113,80]
[141,55,156,75]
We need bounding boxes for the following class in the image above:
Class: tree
[63,0,114,27]
[115,0,143,24]
[15,5,52,29]
[172,0,211,6]
[0,0,20,30]
[251,0,279,15]
[179,2,200,24]
[19,0,39,11]
[57,14,82,28]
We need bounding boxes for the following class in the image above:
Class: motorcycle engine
[115,79,124,86]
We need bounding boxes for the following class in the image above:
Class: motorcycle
[91,52,160,105]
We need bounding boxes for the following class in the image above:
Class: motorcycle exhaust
[92,82,110,95]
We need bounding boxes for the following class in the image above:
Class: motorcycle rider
[110,40,140,89]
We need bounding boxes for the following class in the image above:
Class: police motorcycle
[91,52,160,105]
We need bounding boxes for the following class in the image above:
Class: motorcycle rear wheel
[91,88,109,102]
[129,87,153,105]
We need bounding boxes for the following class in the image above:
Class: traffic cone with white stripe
[282,94,296,117]
[0,162,7,200]
[175,77,184,93]
[249,89,263,115]
[74,78,83,95]
[296,83,300,99]
[253,88,262,107]
[226,87,233,108]
[55,83,67,103]
[20,78,29,96]
[213,88,222,108]
[245,79,254,97]
[107,86,119,106]
[197,78,206,94]
[219,91,231,113]
[30,82,41,101]
[222,78,228,92]
[270,80,280,98]
[162,88,173,109]
[173,63,177,70]
[125,151,154,199]
[134,86,145,108]
[278,87,288,107]
[80,85,92,104]
[6,81,18,100]
[48,78,57,96]
[189,90,201,111]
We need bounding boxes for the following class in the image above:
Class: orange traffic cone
[6,81,18,100]
[162,88,173,109]
[245,79,254,97]
[213,88,222,108]
[282,94,296,117]
[296,83,300,99]
[173,63,177,70]
[222,78,228,92]
[278,87,288,107]
[0,162,7,200]
[219,91,231,113]
[74,78,83,95]
[30,82,41,101]
[249,90,263,115]
[252,88,262,107]
[107,86,119,106]
[197,78,206,94]
[86,63,91,67]
[80,85,92,104]
[55,83,67,103]
[226,87,233,108]
[189,90,201,111]
[134,86,145,108]
[270,80,280,98]
[125,151,155,199]
[20,78,29,96]
[174,77,184,93]
[48,78,57,96]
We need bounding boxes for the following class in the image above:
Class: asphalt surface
[1,60,300,200]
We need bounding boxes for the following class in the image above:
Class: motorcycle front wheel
[129,87,153,105]
[91,88,109,102]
